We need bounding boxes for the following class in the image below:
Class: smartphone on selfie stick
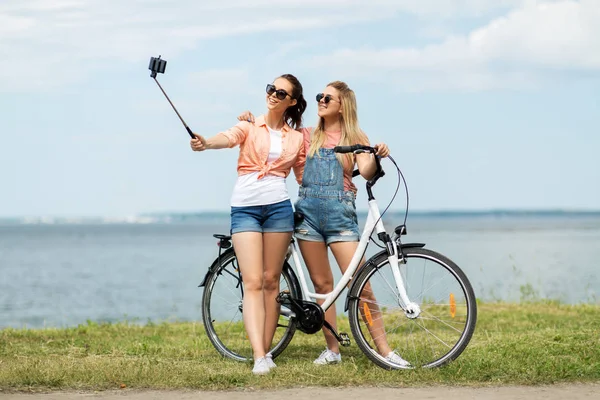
[148,55,195,139]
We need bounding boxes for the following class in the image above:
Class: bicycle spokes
[348,247,477,369]
[202,250,300,362]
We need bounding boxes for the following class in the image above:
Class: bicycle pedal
[276,290,290,304]
[339,332,351,347]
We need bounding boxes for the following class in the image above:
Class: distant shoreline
[1,209,600,225]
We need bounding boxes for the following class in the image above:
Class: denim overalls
[294,148,359,244]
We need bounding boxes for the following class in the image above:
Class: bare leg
[298,239,340,353]
[232,232,266,360]
[262,232,293,352]
[329,241,393,356]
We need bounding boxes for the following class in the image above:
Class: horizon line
[2,207,600,221]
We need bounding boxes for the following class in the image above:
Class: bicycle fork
[387,242,421,318]
[373,212,421,319]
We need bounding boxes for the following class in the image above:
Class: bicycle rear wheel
[201,248,300,362]
[348,247,477,369]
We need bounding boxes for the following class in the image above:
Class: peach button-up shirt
[220,115,305,185]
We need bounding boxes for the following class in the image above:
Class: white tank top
[230,127,289,206]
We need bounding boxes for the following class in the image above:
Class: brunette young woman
[191,74,307,374]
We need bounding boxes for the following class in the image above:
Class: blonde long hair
[308,81,368,168]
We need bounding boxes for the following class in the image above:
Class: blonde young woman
[191,74,307,375]
[239,81,408,366]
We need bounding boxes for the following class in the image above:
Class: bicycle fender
[198,270,211,287]
[400,243,426,249]
[198,247,236,288]
[344,243,426,311]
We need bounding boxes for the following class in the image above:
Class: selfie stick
[148,55,195,139]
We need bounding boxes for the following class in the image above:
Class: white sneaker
[386,351,410,367]
[313,349,341,365]
[265,352,277,368]
[252,357,270,375]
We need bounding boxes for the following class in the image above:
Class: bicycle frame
[285,198,414,314]
[201,144,476,367]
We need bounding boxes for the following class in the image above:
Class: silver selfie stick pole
[148,55,195,139]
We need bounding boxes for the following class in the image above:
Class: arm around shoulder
[292,134,306,185]
[293,132,306,185]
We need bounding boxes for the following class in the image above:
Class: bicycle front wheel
[348,247,477,369]
[201,248,300,362]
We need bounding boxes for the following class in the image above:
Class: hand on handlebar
[333,145,369,153]
[333,143,389,158]
[374,143,390,158]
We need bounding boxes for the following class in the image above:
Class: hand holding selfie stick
[148,55,195,139]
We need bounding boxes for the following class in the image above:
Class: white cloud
[0,1,363,90]
[0,14,35,34]
[207,0,530,18]
[306,0,600,91]
[1,0,536,92]
[3,0,591,92]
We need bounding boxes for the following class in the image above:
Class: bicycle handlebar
[335,144,409,237]
[333,145,376,154]
[334,145,383,201]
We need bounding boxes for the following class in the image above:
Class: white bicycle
[200,145,477,369]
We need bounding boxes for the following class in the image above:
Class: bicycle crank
[277,292,324,334]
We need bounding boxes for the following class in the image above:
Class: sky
[1,0,599,218]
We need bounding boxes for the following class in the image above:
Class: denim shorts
[230,199,294,234]
[293,187,360,245]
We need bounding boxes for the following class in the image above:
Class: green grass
[1,302,599,391]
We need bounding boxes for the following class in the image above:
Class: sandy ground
[1,384,599,400]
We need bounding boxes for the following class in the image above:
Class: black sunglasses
[316,93,339,104]
[266,84,291,100]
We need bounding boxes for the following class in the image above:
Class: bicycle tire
[347,247,477,369]
[201,248,301,362]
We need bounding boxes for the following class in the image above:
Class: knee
[312,276,334,294]
[243,276,263,292]
[262,273,280,292]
